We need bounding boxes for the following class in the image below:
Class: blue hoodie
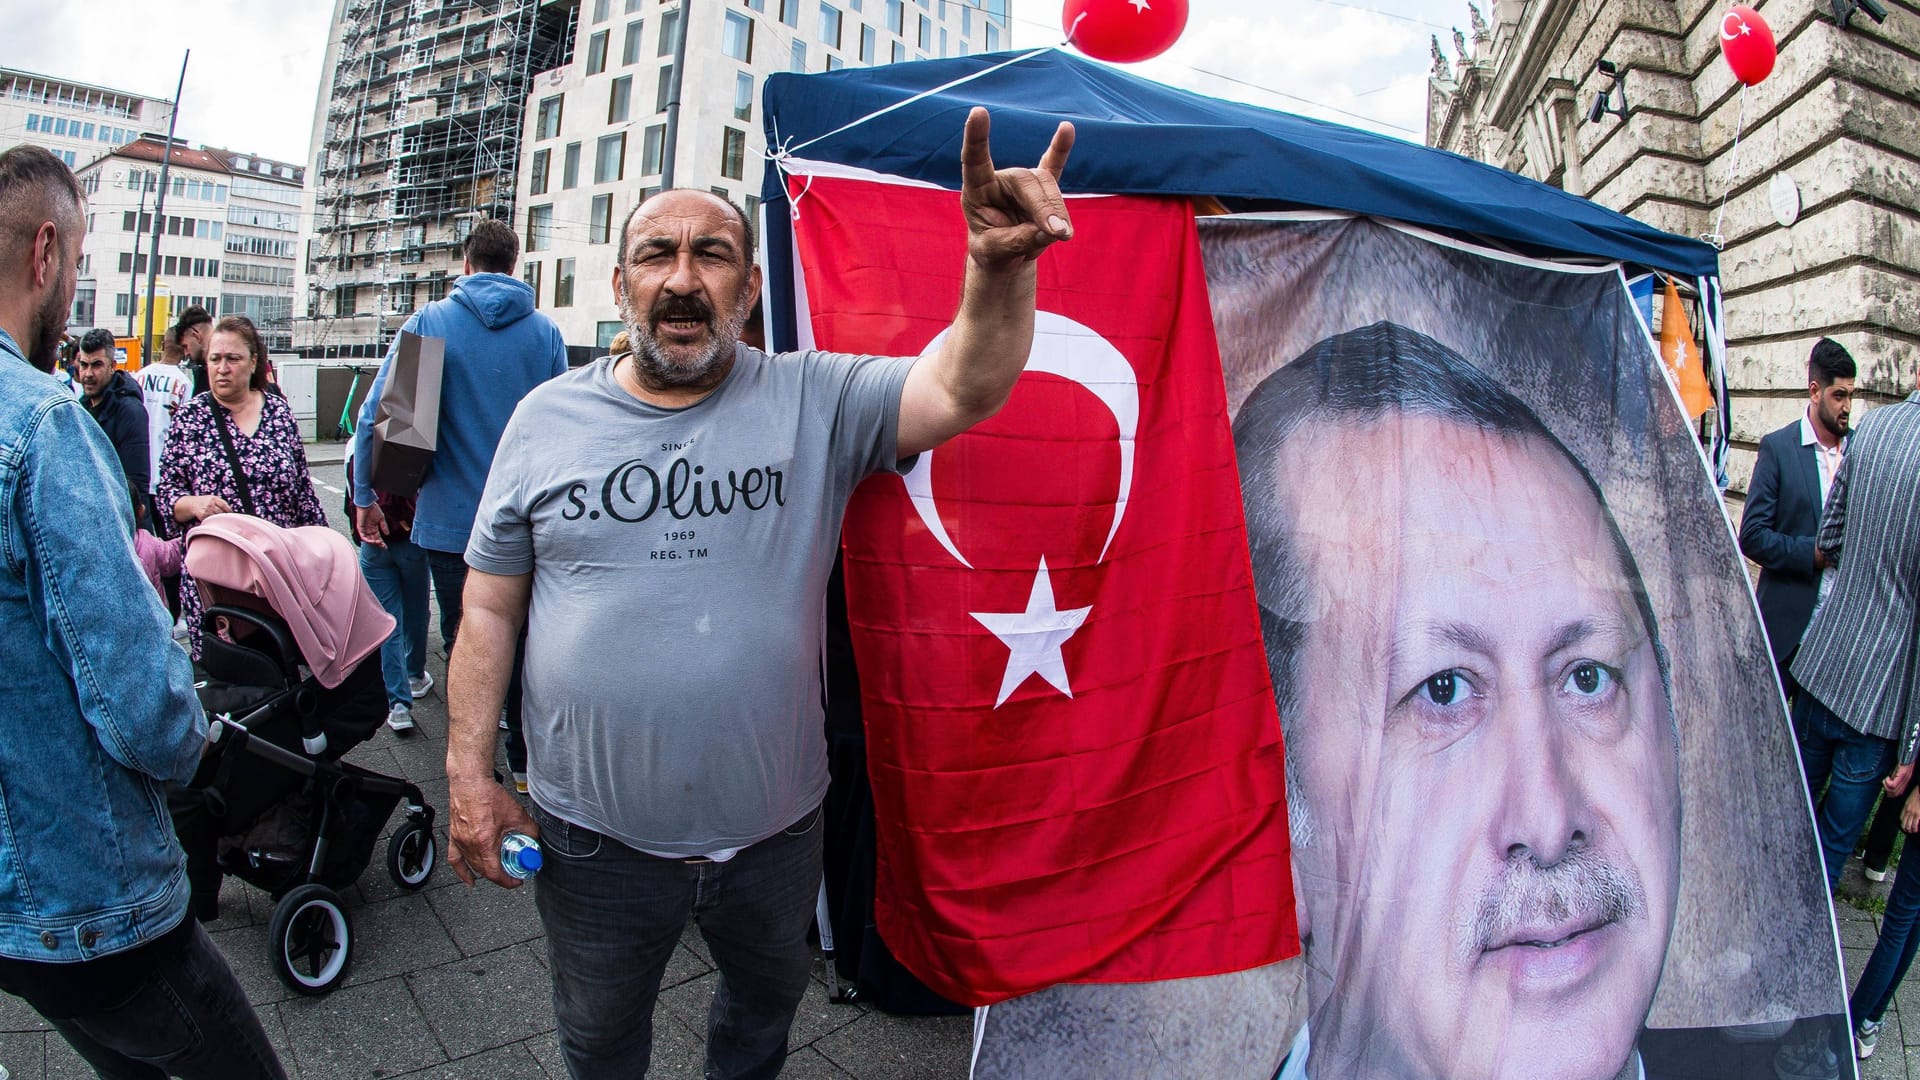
[352,272,568,553]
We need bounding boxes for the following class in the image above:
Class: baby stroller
[173,514,438,996]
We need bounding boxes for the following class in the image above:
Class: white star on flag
[1130,0,1151,11]
[971,558,1093,708]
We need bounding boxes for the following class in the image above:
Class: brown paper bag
[367,331,444,497]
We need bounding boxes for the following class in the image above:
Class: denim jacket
[0,330,206,962]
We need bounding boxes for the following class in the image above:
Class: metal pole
[126,178,151,337]
[662,0,689,189]
[142,50,190,364]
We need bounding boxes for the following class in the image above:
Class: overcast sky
[1,0,1466,166]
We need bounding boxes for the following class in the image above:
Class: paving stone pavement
[1836,861,1914,1080]
[0,454,972,1080]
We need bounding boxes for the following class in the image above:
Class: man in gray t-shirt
[445,110,1077,1079]
[466,345,913,856]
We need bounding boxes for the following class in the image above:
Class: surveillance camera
[1588,92,1610,125]
[1597,59,1619,77]
[1832,0,1889,25]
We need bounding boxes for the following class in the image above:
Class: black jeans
[532,802,824,1079]
[0,915,285,1079]
[425,547,527,773]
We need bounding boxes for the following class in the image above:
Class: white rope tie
[763,45,1062,219]
[1703,83,1748,250]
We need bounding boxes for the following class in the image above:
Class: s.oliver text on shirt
[561,457,788,524]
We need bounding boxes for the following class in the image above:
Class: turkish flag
[790,175,1297,1005]
[1659,279,1714,419]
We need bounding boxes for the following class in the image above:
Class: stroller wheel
[268,884,352,995]
[386,820,437,891]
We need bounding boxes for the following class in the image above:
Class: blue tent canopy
[757,48,1717,349]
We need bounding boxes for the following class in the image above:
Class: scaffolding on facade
[301,0,573,355]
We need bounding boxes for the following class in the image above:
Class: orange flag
[1660,279,1715,418]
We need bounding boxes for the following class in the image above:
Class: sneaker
[409,671,434,698]
[511,771,529,794]
[1856,1017,1881,1059]
[1864,864,1888,883]
[385,702,416,735]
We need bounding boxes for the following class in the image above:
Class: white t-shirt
[139,363,193,494]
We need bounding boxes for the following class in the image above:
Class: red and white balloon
[1720,5,1777,86]
[1061,0,1190,64]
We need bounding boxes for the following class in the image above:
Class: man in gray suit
[1791,367,1920,890]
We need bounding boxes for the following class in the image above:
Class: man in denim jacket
[0,145,286,1078]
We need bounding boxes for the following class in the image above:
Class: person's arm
[1815,453,1850,567]
[157,402,230,526]
[445,568,539,888]
[1737,439,1815,578]
[895,109,1075,459]
[113,408,150,521]
[549,327,569,379]
[19,402,205,783]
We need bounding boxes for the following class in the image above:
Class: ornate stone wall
[1427,0,1919,497]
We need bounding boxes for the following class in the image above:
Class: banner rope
[766,44,1062,219]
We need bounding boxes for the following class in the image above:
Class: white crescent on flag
[1721,11,1747,39]
[902,310,1139,569]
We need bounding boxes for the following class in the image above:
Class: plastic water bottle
[500,832,543,880]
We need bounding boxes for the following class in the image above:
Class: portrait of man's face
[1264,409,1682,1080]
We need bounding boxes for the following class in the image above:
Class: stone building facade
[1426,0,1917,498]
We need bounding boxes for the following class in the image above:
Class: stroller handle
[205,688,297,746]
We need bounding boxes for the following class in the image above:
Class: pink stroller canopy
[184,515,395,689]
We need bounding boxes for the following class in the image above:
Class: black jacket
[81,368,150,498]
[1738,418,1830,667]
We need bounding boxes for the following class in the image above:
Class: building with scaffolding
[294,0,576,356]
[208,148,307,352]
[518,0,1011,349]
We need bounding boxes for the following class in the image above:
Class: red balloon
[1720,5,1776,86]
[1062,0,1190,64]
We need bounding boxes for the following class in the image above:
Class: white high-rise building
[73,140,233,340]
[0,66,171,171]
[207,148,307,352]
[516,0,1011,348]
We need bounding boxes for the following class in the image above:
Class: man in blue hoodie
[352,219,568,779]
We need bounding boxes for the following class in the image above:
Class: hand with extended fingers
[960,107,1076,272]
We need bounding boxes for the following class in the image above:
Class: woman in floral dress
[157,315,326,658]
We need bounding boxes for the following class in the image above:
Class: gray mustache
[1467,847,1645,954]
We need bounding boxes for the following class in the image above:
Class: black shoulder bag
[209,396,257,517]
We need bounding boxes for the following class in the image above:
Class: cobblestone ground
[1838,859,1912,1080]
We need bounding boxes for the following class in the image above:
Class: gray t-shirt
[468,346,915,856]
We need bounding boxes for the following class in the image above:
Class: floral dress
[157,391,327,657]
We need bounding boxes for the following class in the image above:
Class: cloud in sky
[2,0,1473,167]
[1,0,334,164]
[1012,0,1466,140]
